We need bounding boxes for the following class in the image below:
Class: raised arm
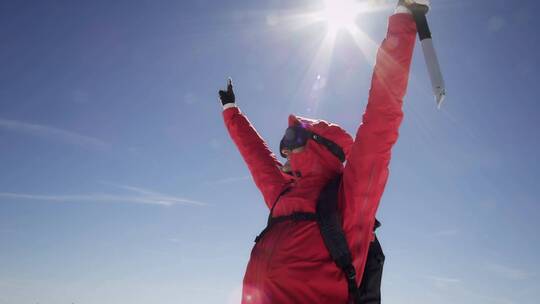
[342,12,417,230]
[219,80,289,208]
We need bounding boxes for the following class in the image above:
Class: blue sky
[1,0,539,303]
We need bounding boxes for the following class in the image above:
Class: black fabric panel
[357,236,385,304]
[412,11,432,40]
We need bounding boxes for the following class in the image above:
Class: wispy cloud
[168,238,181,243]
[424,274,461,285]
[484,262,531,280]
[426,275,461,283]
[0,184,207,207]
[421,274,517,304]
[101,182,164,196]
[0,118,109,149]
[204,175,251,185]
[432,229,459,237]
[101,182,207,206]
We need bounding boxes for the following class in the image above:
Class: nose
[281,148,291,157]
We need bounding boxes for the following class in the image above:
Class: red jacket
[223,14,416,304]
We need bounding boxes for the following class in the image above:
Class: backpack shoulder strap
[316,174,361,303]
[254,186,292,243]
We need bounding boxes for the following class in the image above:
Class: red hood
[287,114,353,179]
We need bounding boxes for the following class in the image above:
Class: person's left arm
[220,80,290,208]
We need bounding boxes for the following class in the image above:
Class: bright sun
[269,0,383,112]
[320,0,366,34]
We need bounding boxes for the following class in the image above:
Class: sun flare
[268,0,384,112]
[321,0,361,33]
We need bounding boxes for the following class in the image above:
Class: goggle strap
[279,128,346,163]
[309,132,346,162]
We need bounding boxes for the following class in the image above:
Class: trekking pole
[409,3,446,108]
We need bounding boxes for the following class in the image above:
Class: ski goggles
[279,126,346,162]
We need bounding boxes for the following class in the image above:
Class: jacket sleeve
[223,106,289,208]
[341,14,416,231]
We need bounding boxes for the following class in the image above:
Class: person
[218,1,429,303]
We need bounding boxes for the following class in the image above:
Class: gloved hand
[218,78,235,106]
[397,0,430,14]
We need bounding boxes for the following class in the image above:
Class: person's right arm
[339,5,421,284]
[220,80,289,208]
[341,12,417,229]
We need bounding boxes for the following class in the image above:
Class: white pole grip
[420,38,446,107]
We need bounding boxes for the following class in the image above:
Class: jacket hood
[288,114,353,160]
[286,114,353,179]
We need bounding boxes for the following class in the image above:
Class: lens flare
[256,0,387,113]
[321,0,361,33]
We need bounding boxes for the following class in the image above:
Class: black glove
[398,0,430,14]
[219,78,235,106]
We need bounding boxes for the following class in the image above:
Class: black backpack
[255,175,385,304]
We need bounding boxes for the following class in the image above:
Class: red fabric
[223,14,417,304]
[288,114,354,160]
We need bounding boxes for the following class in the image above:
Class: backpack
[255,174,385,304]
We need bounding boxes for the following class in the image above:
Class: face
[280,146,305,173]
[279,125,310,174]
